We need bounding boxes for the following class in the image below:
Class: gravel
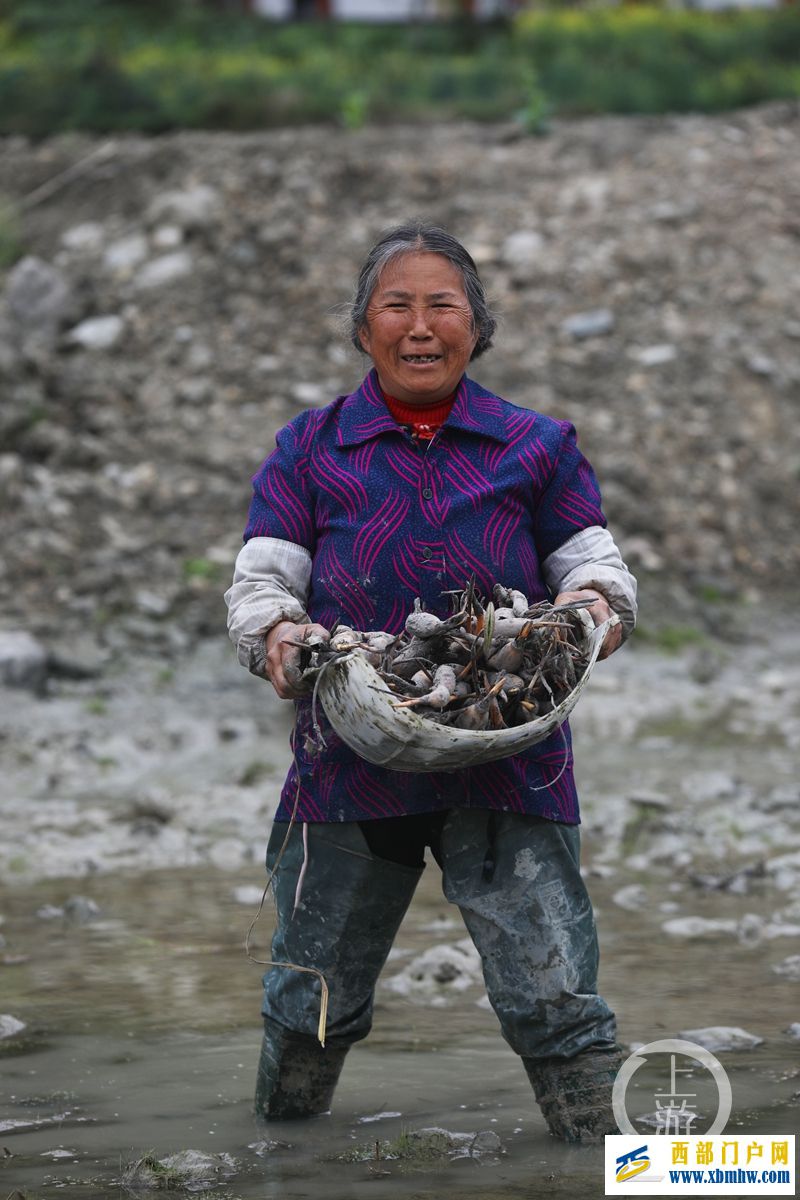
[0,104,799,659]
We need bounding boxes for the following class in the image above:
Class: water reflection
[1,863,798,1197]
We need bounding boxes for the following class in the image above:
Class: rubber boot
[523,1045,624,1143]
[255,1017,350,1120]
[258,822,423,1120]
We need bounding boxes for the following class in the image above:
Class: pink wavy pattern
[314,445,369,521]
[384,443,423,486]
[353,490,411,577]
[443,443,491,508]
[423,465,452,527]
[482,489,526,571]
[443,529,496,595]
[316,540,375,630]
[347,759,409,817]
[517,438,553,490]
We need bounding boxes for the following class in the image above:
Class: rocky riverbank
[1,103,800,672]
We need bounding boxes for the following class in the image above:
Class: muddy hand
[553,589,622,660]
[265,620,331,699]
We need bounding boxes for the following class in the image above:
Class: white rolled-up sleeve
[224,536,312,674]
[542,525,638,640]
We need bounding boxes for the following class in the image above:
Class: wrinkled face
[358,251,478,406]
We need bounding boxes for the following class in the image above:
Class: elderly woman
[225,222,637,1142]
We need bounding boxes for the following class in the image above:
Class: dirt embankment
[1,105,799,665]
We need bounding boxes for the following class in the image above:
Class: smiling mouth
[402,354,441,364]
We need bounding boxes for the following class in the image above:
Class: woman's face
[358,251,479,406]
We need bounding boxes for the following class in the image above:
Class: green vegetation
[0,1,799,135]
[119,1152,186,1190]
[0,194,23,267]
[182,556,222,582]
[237,759,274,787]
[337,1126,453,1165]
[634,622,708,654]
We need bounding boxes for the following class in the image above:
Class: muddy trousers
[256,810,617,1122]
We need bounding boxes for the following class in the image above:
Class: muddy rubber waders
[523,1045,624,1142]
[255,1019,351,1120]
[255,822,423,1120]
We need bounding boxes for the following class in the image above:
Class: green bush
[0,1,799,135]
[514,5,800,114]
[0,195,23,268]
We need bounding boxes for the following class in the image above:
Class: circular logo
[612,1038,733,1135]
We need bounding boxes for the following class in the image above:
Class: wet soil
[2,624,799,1198]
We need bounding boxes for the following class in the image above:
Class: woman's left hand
[554,589,622,660]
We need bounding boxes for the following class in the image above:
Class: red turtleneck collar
[381,389,456,441]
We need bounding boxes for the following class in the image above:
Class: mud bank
[2,105,800,654]
[1,625,799,1196]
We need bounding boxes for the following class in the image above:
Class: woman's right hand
[264,620,330,699]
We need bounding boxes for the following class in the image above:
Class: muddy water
[1,864,798,1198]
[2,627,800,1196]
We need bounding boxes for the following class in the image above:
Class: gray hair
[350,221,496,360]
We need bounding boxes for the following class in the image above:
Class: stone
[385,939,482,1004]
[248,1139,291,1155]
[679,1026,764,1052]
[0,631,48,691]
[613,884,648,911]
[63,896,100,924]
[36,905,64,920]
[0,1014,26,1039]
[746,353,776,377]
[738,913,800,944]
[134,251,194,291]
[5,256,72,331]
[681,771,739,803]
[773,955,800,981]
[185,342,213,371]
[47,636,108,680]
[630,344,677,367]
[662,917,738,939]
[208,838,247,871]
[501,229,544,267]
[786,1023,800,1040]
[147,185,221,230]
[61,222,105,252]
[231,885,264,906]
[628,791,671,810]
[255,353,281,373]
[161,1148,235,1178]
[152,224,183,249]
[650,200,696,223]
[560,308,615,339]
[291,382,328,406]
[134,589,171,617]
[103,233,149,274]
[177,377,212,404]
[122,1149,237,1190]
[67,315,124,351]
[341,1126,501,1164]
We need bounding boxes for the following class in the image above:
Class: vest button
[422,487,433,499]
[421,547,432,561]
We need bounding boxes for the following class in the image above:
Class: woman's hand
[554,589,622,661]
[264,620,330,699]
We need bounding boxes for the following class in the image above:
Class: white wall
[253,0,292,16]
[333,0,442,17]
[253,0,519,19]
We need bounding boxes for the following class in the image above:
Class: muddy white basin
[317,617,609,772]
